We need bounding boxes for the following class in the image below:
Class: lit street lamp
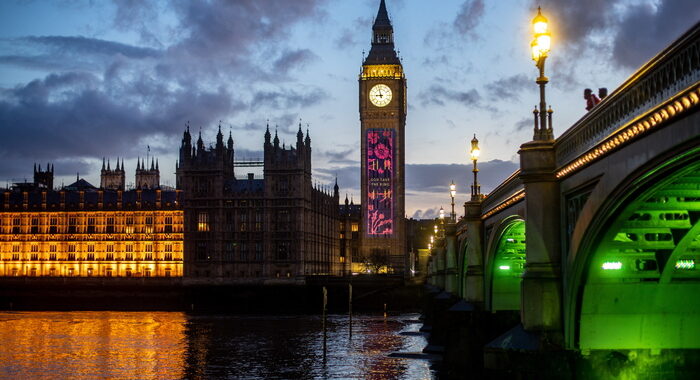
[530,7,553,140]
[470,134,482,200]
[449,181,456,222]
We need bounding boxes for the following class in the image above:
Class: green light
[675,259,695,270]
[499,265,510,270]
[602,261,622,270]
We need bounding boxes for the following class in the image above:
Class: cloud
[453,0,485,37]
[484,74,531,101]
[412,207,441,220]
[251,88,328,111]
[0,71,236,165]
[273,49,318,74]
[0,0,332,182]
[23,36,161,59]
[532,0,699,69]
[611,0,700,69]
[419,84,481,107]
[514,117,532,132]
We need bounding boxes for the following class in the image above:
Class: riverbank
[0,277,423,313]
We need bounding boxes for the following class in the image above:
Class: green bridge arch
[485,217,526,311]
[571,149,700,351]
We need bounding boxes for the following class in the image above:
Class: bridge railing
[480,169,523,220]
[555,22,700,168]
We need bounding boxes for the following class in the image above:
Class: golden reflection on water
[0,312,434,379]
[0,311,187,379]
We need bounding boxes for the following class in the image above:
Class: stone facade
[0,173,183,278]
[176,124,341,282]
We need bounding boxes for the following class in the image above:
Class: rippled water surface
[0,311,435,379]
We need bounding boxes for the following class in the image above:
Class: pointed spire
[273,127,280,146]
[374,0,391,28]
[305,126,311,145]
[156,158,159,170]
[228,129,234,149]
[107,159,111,171]
[345,193,349,206]
[151,157,155,170]
[34,163,37,173]
[101,158,105,170]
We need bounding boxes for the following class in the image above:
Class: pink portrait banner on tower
[366,129,394,236]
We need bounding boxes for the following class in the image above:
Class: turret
[216,122,224,151]
[296,121,304,150]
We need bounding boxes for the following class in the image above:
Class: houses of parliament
[0,0,409,281]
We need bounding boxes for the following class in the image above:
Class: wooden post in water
[322,286,328,360]
[348,283,353,338]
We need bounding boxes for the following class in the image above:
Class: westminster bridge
[425,22,700,377]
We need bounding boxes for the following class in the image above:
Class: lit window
[198,212,209,232]
[351,223,359,232]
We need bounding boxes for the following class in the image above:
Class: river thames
[0,311,436,379]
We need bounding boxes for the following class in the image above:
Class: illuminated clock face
[369,84,392,107]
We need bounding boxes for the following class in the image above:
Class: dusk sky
[1,0,697,218]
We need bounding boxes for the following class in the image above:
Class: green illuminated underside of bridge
[492,220,525,311]
[580,162,700,350]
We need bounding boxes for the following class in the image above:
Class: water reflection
[0,311,187,379]
[0,312,433,379]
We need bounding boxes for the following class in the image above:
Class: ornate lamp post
[449,181,456,222]
[439,206,446,236]
[530,7,553,140]
[470,134,482,200]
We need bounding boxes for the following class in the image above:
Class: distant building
[100,158,125,190]
[0,168,183,278]
[339,195,361,275]
[135,158,160,189]
[176,124,341,282]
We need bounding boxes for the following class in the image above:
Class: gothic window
[12,217,20,234]
[276,241,290,261]
[125,217,134,234]
[31,244,38,253]
[255,212,262,231]
[87,217,96,233]
[106,217,115,233]
[31,217,39,234]
[87,244,95,252]
[240,242,247,260]
[196,241,208,261]
[165,216,173,233]
[49,217,57,234]
[68,217,77,233]
[255,242,263,261]
[50,244,57,253]
[145,216,154,233]
[198,212,209,232]
[224,242,234,261]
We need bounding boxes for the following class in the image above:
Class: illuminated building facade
[176,124,341,281]
[359,0,407,273]
[0,172,183,277]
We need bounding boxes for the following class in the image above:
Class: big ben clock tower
[360,0,407,273]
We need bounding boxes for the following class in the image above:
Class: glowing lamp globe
[470,135,481,161]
